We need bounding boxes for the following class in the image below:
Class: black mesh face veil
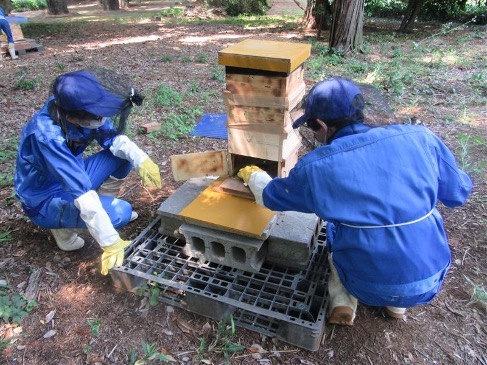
[49,67,144,134]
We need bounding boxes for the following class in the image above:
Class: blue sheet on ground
[7,16,28,24]
[190,114,228,139]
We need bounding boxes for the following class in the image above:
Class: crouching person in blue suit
[15,68,162,275]
[238,77,473,325]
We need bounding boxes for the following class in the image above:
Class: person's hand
[237,165,263,184]
[100,237,132,275]
[138,157,162,188]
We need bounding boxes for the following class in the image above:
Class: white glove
[247,171,272,207]
[74,190,119,247]
[110,135,148,168]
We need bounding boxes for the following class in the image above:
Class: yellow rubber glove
[100,237,132,275]
[138,157,162,189]
[237,165,263,184]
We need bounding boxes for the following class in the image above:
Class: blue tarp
[7,16,28,24]
[190,114,228,139]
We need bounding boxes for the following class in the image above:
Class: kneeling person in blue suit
[15,68,162,275]
[238,77,473,325]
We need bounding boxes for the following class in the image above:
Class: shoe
[328,306,354,326]
[130,211,138,222]
[384,306,406,319]
[50,229,85,251]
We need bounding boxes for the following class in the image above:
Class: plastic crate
[111,217,330,351]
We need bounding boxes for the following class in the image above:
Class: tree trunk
[46,0,69,15]
[0,0,13,14]
[102,0,120,11]
[398,0,424,33]
[303,0,317,30]
[329,0,364,53]
[303,0,331,35]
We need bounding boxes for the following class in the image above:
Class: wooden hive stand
[1,22,44,58]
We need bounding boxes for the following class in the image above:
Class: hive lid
[218,39,311,73]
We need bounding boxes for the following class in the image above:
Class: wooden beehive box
[171,40,311,184]
[218,39,310,177]
[218,39,311,73]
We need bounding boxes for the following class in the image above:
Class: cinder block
[266,211,322,270]
[157,177,214,238]
[179,223,268,273]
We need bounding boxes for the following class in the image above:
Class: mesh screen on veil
[49,67,144,134]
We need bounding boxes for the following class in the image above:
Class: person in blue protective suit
[15,68,162,275]
[237,77,473,326]
[0,7,18,59]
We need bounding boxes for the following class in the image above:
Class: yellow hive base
[178,177,276,238]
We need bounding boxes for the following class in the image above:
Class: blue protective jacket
[15,98,118,216]
[263,123,472,307]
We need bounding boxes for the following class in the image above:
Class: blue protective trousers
[29,149,134,229]
[0,18,14,43]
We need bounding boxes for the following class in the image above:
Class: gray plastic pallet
[111,217,330,351]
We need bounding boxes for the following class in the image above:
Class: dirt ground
[0,1,486,364]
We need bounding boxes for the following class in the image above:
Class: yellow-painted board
[178,178,276,238]
[218,39,311,73]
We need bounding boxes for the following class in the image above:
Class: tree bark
[329,0,364,53]
[398,0,424,33]
[102,0,120,11]
[46,0,69,15]
[303,0,331,34]
[0,0,13,14]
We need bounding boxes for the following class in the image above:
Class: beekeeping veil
[50,68,144,134]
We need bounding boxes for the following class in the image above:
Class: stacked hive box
[218,39,311,177]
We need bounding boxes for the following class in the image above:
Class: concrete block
[179,223,267,273]
[157,177,214,238]
[266,211,322,270]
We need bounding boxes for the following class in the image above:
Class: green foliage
[421,0,470,21]
[136,276,161,307]
[15,76,38,90]
[12,0,46,11]
[160,54,173,63]
[159,7,184,18]
[154,84,183,107]
[197,316,246,362]
[464,275,487,304]
[455,134,486,177]
[224,0,270,16]
[129,341,176,364]
[365,0,406,18]
[148,83,205,140]
[194,52,209,63]
[0,134,18,188]
[210,65,226,82]
[87,319,101,337]
[0,288,37,324]
[0,231,13,244]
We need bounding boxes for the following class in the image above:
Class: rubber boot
[327,253,357,326]
[50,229,85,251]
[97,176,138,222]
[8,43,18,60]
[384,306,407,319]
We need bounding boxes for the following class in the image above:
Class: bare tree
[329,0,364,53]
[46,0,69,15]
[398,0,425,33]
